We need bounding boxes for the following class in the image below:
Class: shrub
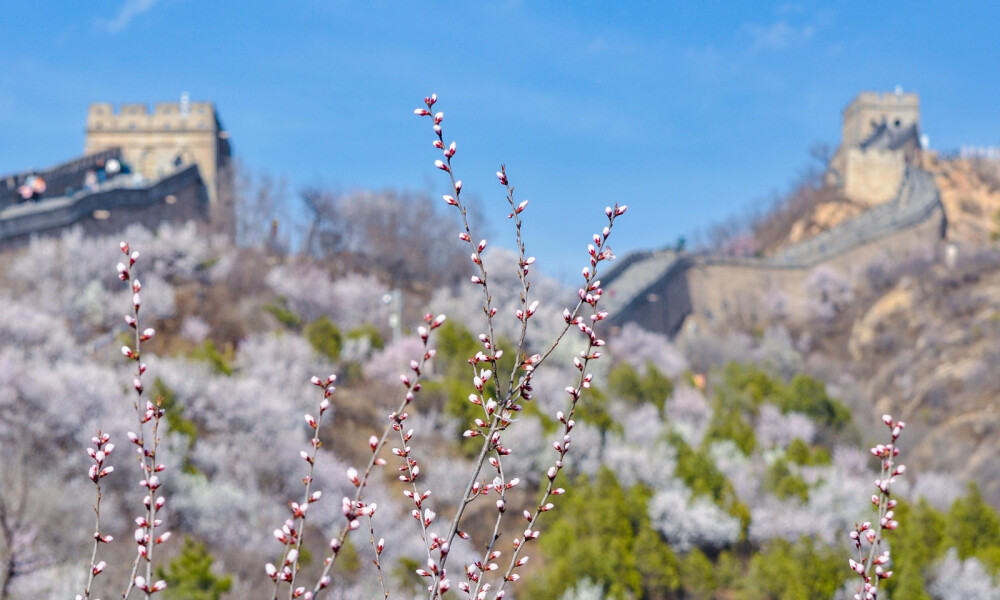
[263,299,302,330]
[304,316,343,360]
[524,469,678,599]
[189,339,234,375]
[607,361,674,414]
[947,482,1000,567]
[154,538,232,600]
[762,458,809,502]
[741,537,844,599]
[346,322,385,350]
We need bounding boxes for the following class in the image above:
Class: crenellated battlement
[86,100,221,134]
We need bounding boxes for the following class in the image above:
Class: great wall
[604,89,953,337]
[603,166,945,336]
[0,96,231,248]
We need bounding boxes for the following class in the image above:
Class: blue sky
[3,2,999,280]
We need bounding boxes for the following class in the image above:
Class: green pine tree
[155,537,232,600]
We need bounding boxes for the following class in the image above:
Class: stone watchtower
[84,94,233,227]
[829,89,923,207]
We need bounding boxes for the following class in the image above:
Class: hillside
[3,206,997,599]
[694,155,1000,506]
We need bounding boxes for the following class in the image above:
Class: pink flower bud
[415,108,431,116]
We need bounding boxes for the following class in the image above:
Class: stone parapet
[0,165,207,248]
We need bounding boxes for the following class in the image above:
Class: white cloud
[744,20,814,52]
[98,0,162,34]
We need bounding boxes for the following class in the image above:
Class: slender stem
[270,384,328,600]
[310,328,439,597]
[366,516,389,600]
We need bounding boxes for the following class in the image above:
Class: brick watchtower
[829,89,923,207]
[84,94,233,229]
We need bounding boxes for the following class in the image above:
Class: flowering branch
[77,432,115,600]
[416,94,626,599]
[491,206,621,599]
[365,516,389,600]
[305,314,445,598]
[850,414,906,600]
[266,376,334,600]
[117,242,169,599]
